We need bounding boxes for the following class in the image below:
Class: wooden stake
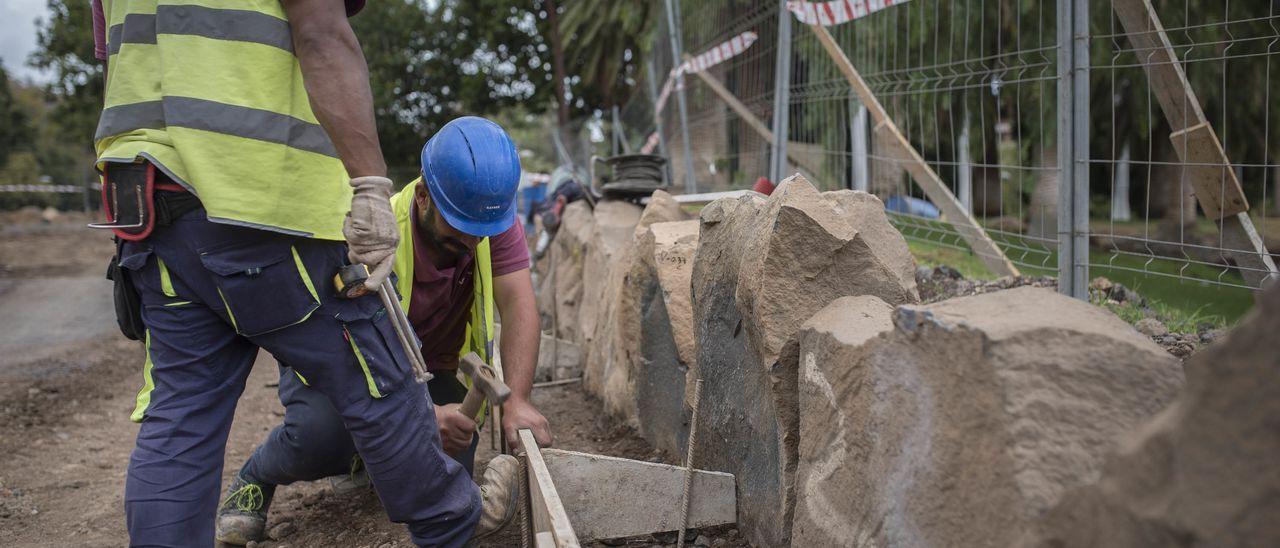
[804,23,1020,277]
[1111,0,1277,287]
[521,429,580,547]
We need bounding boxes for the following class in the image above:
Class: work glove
[344,176,398,291]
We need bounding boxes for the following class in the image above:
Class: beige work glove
[344,176,398,291]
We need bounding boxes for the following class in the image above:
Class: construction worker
[92,1,513,546]
[216,116,553,544]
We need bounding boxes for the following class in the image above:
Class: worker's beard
[418,202,469,264]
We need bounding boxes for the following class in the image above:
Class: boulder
[607,219,700,456]
[790,286,1184,547]
[690,175,919,547]
[537,200,594,343]
[585,192,690,411]
[1027,285,1280,547]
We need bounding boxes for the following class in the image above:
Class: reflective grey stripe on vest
[107,13,157,56]
[95,97,337,158]
[106,5,292,56]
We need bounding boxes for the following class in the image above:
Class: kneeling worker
[217,117,553,545]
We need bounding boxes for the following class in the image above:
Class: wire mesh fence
[615,0,1278,315]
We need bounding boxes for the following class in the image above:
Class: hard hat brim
[424,172,517,238]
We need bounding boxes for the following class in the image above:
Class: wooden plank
[1111,0,1276,287]
[522,429,580,547]
[1168,123,1249,219]
[540,449,737,541]
[805,22,1020,277]
[685,65,823,184]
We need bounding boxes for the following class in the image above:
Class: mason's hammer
[457,352,511,419]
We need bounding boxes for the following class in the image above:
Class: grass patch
[903,236,1254,325]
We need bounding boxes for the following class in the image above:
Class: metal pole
[645,61,674,186]
[664,0,697,193]
[850,101,869,191]
[1057,0,1090,299]
[957,107,973,212]
[769,1,793,185]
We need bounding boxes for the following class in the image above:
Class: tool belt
[99,162,202,341]
[92,162,202,241]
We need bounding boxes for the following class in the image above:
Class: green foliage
[352,0,554,173]
[558,1,657,109]
[0,66,35,168]
[28,0,103,149]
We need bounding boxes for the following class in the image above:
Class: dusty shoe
[215,475,275,546]
[329,455,372,495]
[471,454,519,541]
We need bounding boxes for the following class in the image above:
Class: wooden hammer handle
[458,387,485,420]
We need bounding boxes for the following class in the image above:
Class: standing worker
[92,1,512,546]
[217,116,553,544]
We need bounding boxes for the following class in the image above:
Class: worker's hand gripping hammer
[334,263,433,383]
[457,352,511,420]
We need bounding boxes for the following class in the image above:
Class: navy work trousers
[241,366,479,485]
[120,209,480,547]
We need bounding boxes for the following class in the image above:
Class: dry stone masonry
[691,175,918,547]
[535,178,1265,548]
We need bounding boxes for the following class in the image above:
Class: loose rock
[791,286,1183,547]
[1027,285,1280,547]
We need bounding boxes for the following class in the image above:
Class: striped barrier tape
[655,31,759,116]
[785,0,912,27]
[0,184,85,193]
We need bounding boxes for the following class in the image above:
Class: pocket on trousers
[199,240,321,337]
[338,304,411,399]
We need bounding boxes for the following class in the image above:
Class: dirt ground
[0,217,746,548]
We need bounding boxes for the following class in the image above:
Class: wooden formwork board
[522,429,581,548]
[518,430,738,545]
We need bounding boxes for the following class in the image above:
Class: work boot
[214,474,275,546]
[471,454,520,542]
[328,454,372,495]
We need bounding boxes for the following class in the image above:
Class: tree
[29,0,103,150]
[0,65,35,168]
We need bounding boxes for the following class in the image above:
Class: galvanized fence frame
[616,0,1278,309]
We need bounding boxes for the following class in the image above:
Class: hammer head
[458,352,512,405]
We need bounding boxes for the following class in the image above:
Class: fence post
[769,1,793,185]
[850,101,869,191]
[663,0,697,193]
[1057,0,1090,299]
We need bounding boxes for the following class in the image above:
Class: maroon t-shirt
[407,201,530,371]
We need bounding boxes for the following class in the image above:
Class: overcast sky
[1,0,53,83]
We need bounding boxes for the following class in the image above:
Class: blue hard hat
[421,117,521,237]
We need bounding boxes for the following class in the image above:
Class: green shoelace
[223,482,265,512]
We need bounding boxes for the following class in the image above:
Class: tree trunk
[543,0,569,129]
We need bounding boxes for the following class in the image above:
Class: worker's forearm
[292,22,386,178]
[499,290,540,403]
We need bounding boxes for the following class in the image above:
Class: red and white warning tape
[655,31,759,116]
[0,184,83,193]
[639,131,661,154]
[785,0,912,27]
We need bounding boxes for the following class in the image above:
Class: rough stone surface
[1026,286,1280,547]
[690,175,919,547]
[790,286,1184,547]
[582,193,687,404]
[537,200,594,343]
[626,220,699,456]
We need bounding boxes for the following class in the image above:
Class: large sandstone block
[690,175,919,547]
[1027,286,1280,547]
[606,219,699,456]
[537,200,594,343]
[582,192,688,402]
[792,286,1184,547]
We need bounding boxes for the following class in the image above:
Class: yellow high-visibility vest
[390,180,497,421]
[96,0,351,240]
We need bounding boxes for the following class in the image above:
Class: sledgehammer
[457,352,511,420]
